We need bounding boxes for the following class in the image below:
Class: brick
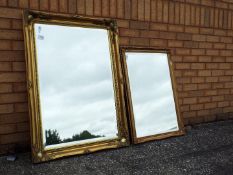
[219,63,231,69]
[176,48,190,55]
[0,104,13,114]
[160,32,176,40]
[192,34,206,42]
[198,83,211,90]
[0,0,7,6]
[220,36,232,44]
[169,1,175,23]
[8,0,18,7]
[212,95,224,102]
[14,103,28,112]
[192,77,205,83]
[125,0,131,19]
[183,111,196,118]
[0,51,24,61]
[150,23,167,31]
[150,39,167,47]
[183,84,197,91]
[204,102,217,109]
[0,18,11,29]
[180,3,185,24]
[183,97,197,104]
[212,56,225,62]
[218,101,229,108]
[94,0,102,16]
[191,63,205,69]
[183,70,196,77]
[175,63,190,69]
[13,83,26,92]
[0,7,21,19]
[220,50,232,57]
[190,104,204,111]
[163,0,169,23]
[0,93,27,104]
[0,132,29,144]
[198,56,211,62]
[16,122,29,132]
[77,0,85,14]
[0,40,11,50]
[130,21,149,30]
[140,30,159,38]
[59,0,68,13]
[206,62,218,69]
[206,49,219,56]
[0,124,16,134]
[0,112,28,124]
[206,77,218,83]
[185,26,199,34]
[138,0,144,20]
[0,62,11,71]
[12,41,24,51]
[119,37,129,45]
[214,29,226,36]
[39,0,49,11]
[120,28,140,37]
[199,42,212,49]
[0,83,12,93]
[12,62,25,71]
[183,56,198,62]
[29,0,39,9]
[168,25,184,32]
[168,40,183,48]
[0,29,23,40]
[68,0,77,13]
[213,43,225,49]
[50,0,58,12]
[177,33,192,41]
[117,0,124,18]
[198,70,211,76]
[11,20,22,30]
[19,0,28,8]
[131,0,137,20]
[206,35,219,42]
[191,49,205,55]
[130,38,149,46]
[102,0,109,17]
[0,73,25,82]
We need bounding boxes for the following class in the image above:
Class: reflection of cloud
[126,53,179,137]
[35,24,118,141]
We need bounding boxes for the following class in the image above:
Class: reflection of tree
[45,129,61,146]
[45,129,104,146]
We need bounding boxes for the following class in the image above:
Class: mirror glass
[125,52,179,138]
[34,23,118,148]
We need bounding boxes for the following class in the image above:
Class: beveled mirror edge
[120,46,185,144]
[23,10,130,163]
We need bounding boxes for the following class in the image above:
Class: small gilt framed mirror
[120,47,184,144]
[23,10,129,163]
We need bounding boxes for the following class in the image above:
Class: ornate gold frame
[120,47,185,144]
[23,10,130,163]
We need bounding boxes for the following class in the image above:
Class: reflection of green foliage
[45,129,104,146]
[45,129,61,146]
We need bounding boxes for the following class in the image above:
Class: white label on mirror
[34,24,118,148]
[126,52,179,138]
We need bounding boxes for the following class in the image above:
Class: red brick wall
[1,0,233,154]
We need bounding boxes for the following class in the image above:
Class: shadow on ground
[0,120,233,175]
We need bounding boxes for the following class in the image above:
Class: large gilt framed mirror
[121,47,184,144]
[23,11,129,163]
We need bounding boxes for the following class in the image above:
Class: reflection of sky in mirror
[34,23,118,145]
[126,52,179,138]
